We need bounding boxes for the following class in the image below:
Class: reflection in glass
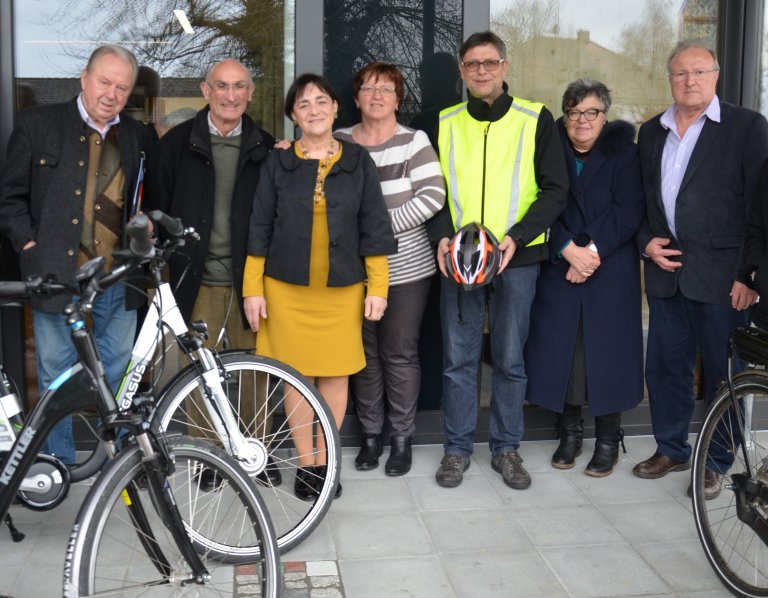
[13,0,294,137]
[490,0,718,124]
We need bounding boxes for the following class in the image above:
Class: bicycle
[10,206,340,556]
[0,213,281,597]
[692,326,768,597]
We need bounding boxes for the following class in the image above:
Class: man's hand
[436,237,450,277]
[274,139,292,150]
[730,280,758,311]
[645,237,683,272]
[243,296,267,331]
[497,235,517,274]
[565,265,588,284]
[22,240,36,251]
[562,241,600,278]
[364,295,387,321]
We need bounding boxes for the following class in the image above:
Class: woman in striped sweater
[335,62,446,476]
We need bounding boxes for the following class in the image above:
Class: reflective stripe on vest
[438,98,544,246]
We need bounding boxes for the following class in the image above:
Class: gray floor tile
[441,551,567,597]
[600,500,699,544]
[10,567,66,598]
[568,460,682,505]
[339,556,454,598]
[541,543,670,597]
[329,511,433,559]
[493,469,588,509]
[515,504,625,547]
[282,517,337,562]
[406,470,505,511]
[635,540,726,593]
[329,477,416,514]
[421,508,532,554]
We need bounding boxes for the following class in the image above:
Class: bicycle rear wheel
[64,435,280,597]
[692,371,768,597]
[153,352,340,554]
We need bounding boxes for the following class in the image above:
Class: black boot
[551,405,583,469]
[385,435,412,476]
[355,433,383,471]
[585,413,625,477]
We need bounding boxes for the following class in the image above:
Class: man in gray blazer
[0,45,156,465]
[633,40,768,498]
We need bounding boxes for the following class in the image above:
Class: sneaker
[492,450,531,490]
[435,454,470,488]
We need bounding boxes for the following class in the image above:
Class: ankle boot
[585,413,625,477]
[385,435,412,476]
[355,433,383,471]
[551,405,583,469]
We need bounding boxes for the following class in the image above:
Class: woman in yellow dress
[243,73,396,499]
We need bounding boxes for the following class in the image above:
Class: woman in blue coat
[525,79,645,476]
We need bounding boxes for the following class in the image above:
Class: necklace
[298,138,337,204]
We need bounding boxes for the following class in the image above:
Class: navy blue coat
[525,119,645,416]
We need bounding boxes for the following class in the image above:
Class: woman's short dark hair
[352,61,405,106]
[284,73,340,120]
[561,78,612,115]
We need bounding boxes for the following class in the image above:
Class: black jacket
[636,101,768,305]
[144,107,275,324]
[0,98,156,312]
[247,141,397,286]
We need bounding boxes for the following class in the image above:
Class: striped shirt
[335,125,446,286]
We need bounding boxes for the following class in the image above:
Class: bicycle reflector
[445,222,501,291]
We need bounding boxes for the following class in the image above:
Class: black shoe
[196,468,223,492]
[585,413,625,477]
[294,466,320,500]
[355,434,383,470]
[256,455,282,487]
[551,405,583,470]
[385,435,412,476]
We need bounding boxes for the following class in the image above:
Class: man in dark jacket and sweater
[0,45,157,464]
[144,58,279,485]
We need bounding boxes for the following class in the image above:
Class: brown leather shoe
[632,452,690,479]
[687,469,723,500]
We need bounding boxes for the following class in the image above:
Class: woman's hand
[562,241,601,278]
[244,296,267,331]
[364,295,387,321]
[273,139,292,150]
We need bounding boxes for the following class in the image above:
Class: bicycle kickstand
[4,512,24,542]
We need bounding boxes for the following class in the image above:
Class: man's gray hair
[204,59,253,84]
[561,78,612,115]
[666,40,720,73]
[86,45,139,86]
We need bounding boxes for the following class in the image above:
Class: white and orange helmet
[445,222,501,291]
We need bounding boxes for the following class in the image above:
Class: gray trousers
[351,277,432,437]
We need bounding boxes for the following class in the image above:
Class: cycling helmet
[445,222,501,291]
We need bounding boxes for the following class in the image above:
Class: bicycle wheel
[153,352,340,554]
[64,435,281,597]
[692,371,768,597]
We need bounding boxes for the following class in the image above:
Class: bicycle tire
[692,371,768,597]
[63,435,281,597]
[152,351,341,554]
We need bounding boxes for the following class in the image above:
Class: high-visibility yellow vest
[438,98,545,246]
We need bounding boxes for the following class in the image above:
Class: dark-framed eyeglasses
[565,108,605,122]
[460,59,505,72]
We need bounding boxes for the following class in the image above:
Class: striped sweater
[335,125,446,286]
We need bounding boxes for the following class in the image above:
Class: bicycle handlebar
[0,276,72,299]
[126,213,154,259]
[147,210,184,238]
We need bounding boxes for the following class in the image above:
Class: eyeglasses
[205,81,252,94]
[460,59,505,72]
[359,85,396,96]
[668,68,719,81]
[565,108,604,121]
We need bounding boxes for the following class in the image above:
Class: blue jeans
[34,284,136,464]
[440,264,539,457]
[646,291,749,463]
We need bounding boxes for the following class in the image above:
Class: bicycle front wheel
[64,435,281,597]
[692,371,768,597]
[153,352,340,554]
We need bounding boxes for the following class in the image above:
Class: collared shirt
[76,94,120,139]
[207,112,243,137]
[660,95,721,237]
